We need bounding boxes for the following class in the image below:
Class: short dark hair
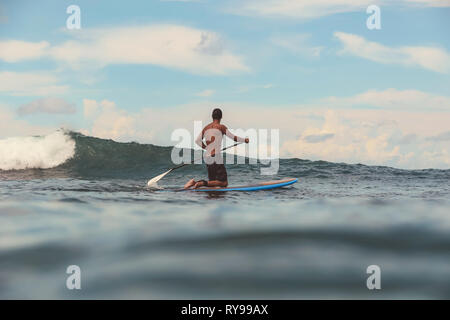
[212,108,222,120]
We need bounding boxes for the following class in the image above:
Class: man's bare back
[184,108,249,189]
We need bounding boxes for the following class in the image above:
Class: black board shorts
[207,163,228,182]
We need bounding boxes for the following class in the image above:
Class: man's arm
[224,126,249,143]
[195,130,207,149]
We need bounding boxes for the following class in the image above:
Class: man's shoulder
[204,123,226,131]
[219,124,227,133]
[203,123,212,131]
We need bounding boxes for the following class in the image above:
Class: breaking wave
[0,130,75,171]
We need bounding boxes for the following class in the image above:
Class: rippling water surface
[1,132,449,299]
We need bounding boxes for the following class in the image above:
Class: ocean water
[0,131,449,299]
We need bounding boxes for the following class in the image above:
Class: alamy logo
[366,5,381,30]
[366,265,381,290]
[66,265,81,290]
[66,5,81,30]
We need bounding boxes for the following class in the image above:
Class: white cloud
[0,25,248,75]
[237,83,274,93]
[426,131,450,141]
[281,109,450,169]
[0,40,49,62]
[82,99,136,141]
[0,71,68,96]
[83,99,99,118]
[196,89,215,97]
[270,34,323,57]
[229,0,450,19]
[18,97,76,115]
[0,104,53,138]
[321,88,450,111]
[82,99,209,144]
[404,0,450,7]
[230,0,373,19]
[303,133,335,143]
[334,32,450,73]
[282,110,403,166]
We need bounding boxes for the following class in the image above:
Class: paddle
[147,142,243,187]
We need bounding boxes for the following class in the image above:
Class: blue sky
[0,0,449,169]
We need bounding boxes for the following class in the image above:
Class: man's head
[212,108,222,120]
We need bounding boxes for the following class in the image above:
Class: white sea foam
[0,130,76,170]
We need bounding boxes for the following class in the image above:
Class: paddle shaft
[147,142,244,186]
[171,142,243,171]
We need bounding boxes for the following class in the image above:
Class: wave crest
[0,130,75,171]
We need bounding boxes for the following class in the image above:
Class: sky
[0,0,449,169]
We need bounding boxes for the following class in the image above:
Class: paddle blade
[147,169,173,187]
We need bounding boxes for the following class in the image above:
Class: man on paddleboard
[184,108,249,189]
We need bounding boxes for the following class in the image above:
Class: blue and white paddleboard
[186,178,298,192]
